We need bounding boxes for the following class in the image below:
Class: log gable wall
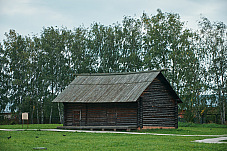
[141,75,178,128]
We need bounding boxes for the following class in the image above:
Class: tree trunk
[40,99,44,124]
[41,99,44,124]
[18,97,22,124]
[31,105,34,124]
[19,111,22,124]
[221,68,226,124]
[58,103,63,124]
[49,105,52,124]
[218,90,224,124]
[36,105,39,124]
[222,97,225,124]
[220,91,226,124]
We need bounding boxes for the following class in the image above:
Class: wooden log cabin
[52,70,182,130]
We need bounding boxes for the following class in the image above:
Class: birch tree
[198,17,227,124]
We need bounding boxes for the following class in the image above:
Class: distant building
[0,113,12,119]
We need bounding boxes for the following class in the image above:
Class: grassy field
[0,123,226,150]
[137,122,227,135]
[0,124,62,129]
[0,122,226,135]
[0,130,226,151]
[137,127,226,135]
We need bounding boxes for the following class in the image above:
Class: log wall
[141,75,178,128]
[63,102,137,127]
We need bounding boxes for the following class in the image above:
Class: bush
[179,122,227,128]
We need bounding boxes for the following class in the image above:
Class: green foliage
[0,9,226,124]
[0,124,62,129]
[0,43,10,112]
[198,17,227,124]
[179,122,227,128]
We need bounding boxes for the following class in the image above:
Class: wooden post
[215,114,218,124]
[27,119,29,129]
[140,97,143,129]
[137,99,140,128]
[201,114,204,124]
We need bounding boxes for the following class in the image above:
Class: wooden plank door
[107,108,116,126]
[73,110,81,126]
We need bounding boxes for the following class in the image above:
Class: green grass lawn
[0,123,226,135]
[0,124,63,129]
[0,123,226,151]
[0,130,226,151]
[137,127,227,135]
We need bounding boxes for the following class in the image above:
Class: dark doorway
[73,110,81,126]
[107,107,116,126]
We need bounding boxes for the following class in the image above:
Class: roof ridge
[70,80,153,85]
[76,70,164,76]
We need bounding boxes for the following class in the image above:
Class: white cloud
[0,0,226,43]
[1,0,38,16]
[0,0,74,42]
[0,0,67,22]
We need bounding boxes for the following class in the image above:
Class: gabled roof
[52,70,182,103]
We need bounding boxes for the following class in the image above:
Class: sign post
[22,113,29,129]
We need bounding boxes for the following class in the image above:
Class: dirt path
[192,137,227,144]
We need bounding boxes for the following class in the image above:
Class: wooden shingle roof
[52,70,181,103]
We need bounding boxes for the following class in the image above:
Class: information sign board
[22,113,28,120]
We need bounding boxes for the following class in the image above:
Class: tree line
[0,10,226,124]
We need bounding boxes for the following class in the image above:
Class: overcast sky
[0,0,226,43]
